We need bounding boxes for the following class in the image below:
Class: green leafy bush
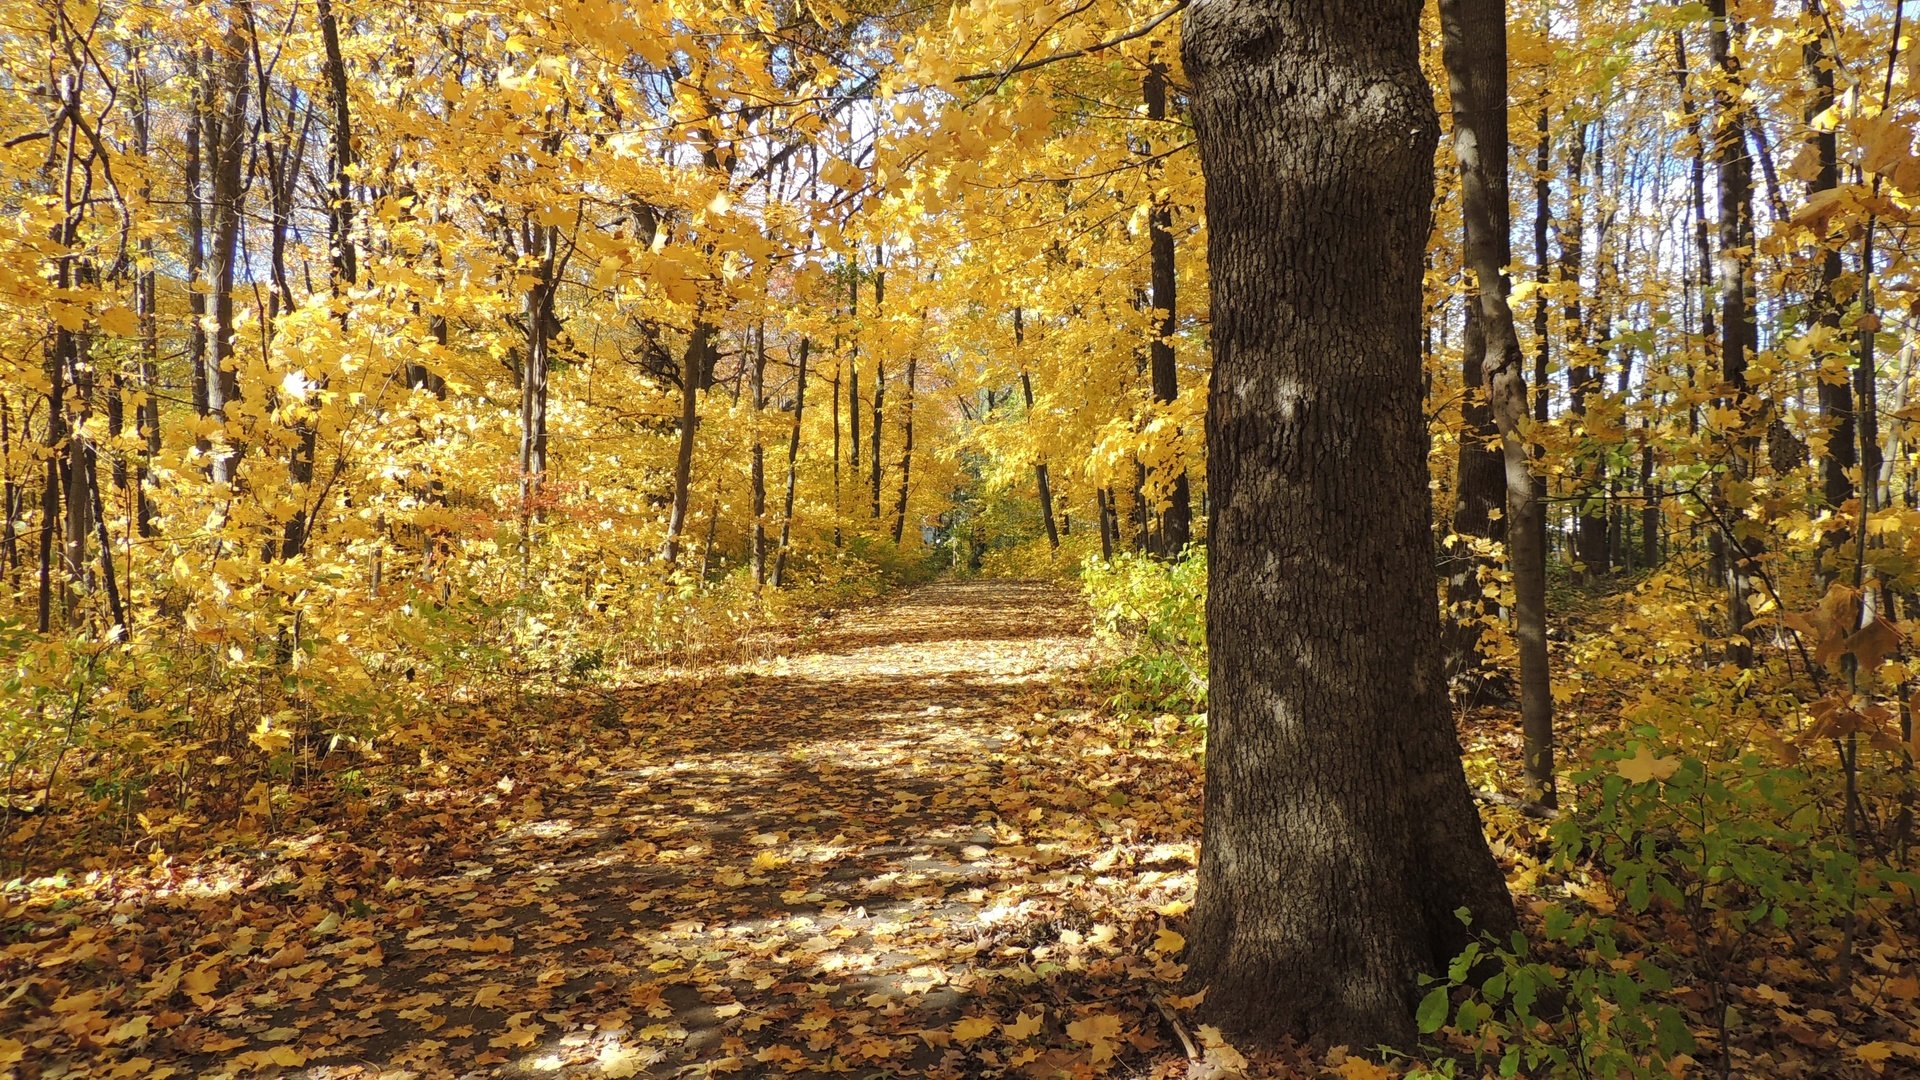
[1081,549,1207,721]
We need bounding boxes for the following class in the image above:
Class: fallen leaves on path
[3,582,1218,1079]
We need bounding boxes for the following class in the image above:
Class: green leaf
[1417,986,1451,1034]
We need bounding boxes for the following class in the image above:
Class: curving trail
[4,581,1205,1079]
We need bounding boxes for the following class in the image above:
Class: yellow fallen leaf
[952,1016,995,1042]
[1003,1010,1044,1040]
[1856,1041,1893,1062]
[1153,927,1186,954]
[1066,1013,1123,1064]
[599,1043,646,1078]
[183,964,220,996]
[489,1014,544,1049]
[1332,1057,1393,1080]
[104,1015,151,1044]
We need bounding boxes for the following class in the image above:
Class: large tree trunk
[1182,0,1515,1048]
[1441,0,1555,807]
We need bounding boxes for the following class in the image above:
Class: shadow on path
[3,580,1205,1079]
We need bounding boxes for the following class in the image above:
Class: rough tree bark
[1182,0,1515,1048]
[1441,0,1555,806]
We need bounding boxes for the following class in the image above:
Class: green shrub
[1081,549,1207,721]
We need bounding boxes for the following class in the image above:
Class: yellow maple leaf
[466,933,514,953]
[99,305,141,336]
[951,1016,995,1042]
[1328,1047,1393,1080]
[1002,1010,1043,1040]
[1065,1013,1123,1063]
[104,1015,150,1044]
[1615,744,1680,784]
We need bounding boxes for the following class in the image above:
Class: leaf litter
[2,582,1219,1079]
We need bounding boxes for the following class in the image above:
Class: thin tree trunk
[773,337,809,587]
[1563,122,1608,581]
[278,0,357,566]
[1,400,18,578]
[316,0,356,286]
[848,271,860,499]
[1442,275,1508,689]
[132,48,160,538]
[518,222,558,561]
[831,347,842,548]
[1097,487,1115,562]
[1442,0,1555,806]
[663,325,714,567]
[1807,2,1853,582]
[891,354,915,544]
[1708,0,1760,666]
[1145,61,1191,556]
[85,453,125,636]
[869,259,886,519]
[205,23,251,486]
[186,47,210,465]
[1182,0,1514,1047]
[752,322,768,584]
[1016,309,1060,549]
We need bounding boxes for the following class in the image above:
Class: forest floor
[3,582,1238,1079]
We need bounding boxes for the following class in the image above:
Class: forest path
[7,581,1204,1079]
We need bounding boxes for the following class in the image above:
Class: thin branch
[955,1,1187,94]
